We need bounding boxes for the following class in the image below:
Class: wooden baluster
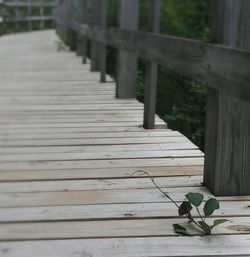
[76,0,82,56]
[81,0,88,64]
[28,0,32,31]
[15,0,19,31]
[99,0,107,82]
[40,0,44,30]
[0,0,3,36]
[66,0,76,50]
[64,0,68,43]
[76,0,87,58]
[143,0,161,129]
[204,0,250,196]
[54,0,59,35]
[90,0,101,71]
[116,0,138,98]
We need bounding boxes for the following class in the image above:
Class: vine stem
[131,170,180,209]
[196,207,205,223]
[132,170,204,232]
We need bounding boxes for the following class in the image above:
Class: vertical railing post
[90,0,101,71]
[76,0,82,55]
[28,0,32,31]
[54,0,58,34]
[0,0,4,36]
[116,0,138,98]
[63,0,67,42]
[81,0,88,64]
[40,0,44,30]
[76,0,87,57]
[143,0,161,129]
[65,0,76,50]
[15,0,19,31]
[99,0,107,82]
[204,0,250,196]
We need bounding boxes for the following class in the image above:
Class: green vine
[133,171,229,236]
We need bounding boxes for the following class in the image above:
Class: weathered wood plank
[0,156,204,171]
[0,201,248,223]
[0,186,247,208]
[0,176,202,193]
[0,142,199,154]
[0,149,202,162]
[0,136,189,147]
[0,217,249,240]
[0,235,249,257]
[0,165,203,182]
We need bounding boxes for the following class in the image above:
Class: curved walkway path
[0,31,249,257]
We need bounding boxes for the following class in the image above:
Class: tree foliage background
[1,0,54,34]
[107,0,212,150]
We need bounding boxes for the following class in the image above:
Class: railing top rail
[56,18,250,102]
[3,2,55,7]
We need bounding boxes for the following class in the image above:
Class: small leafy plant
[133,171,229,236]
[173,192,228,236]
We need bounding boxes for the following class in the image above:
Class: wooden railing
[0,0,54,33]
[27,0,250,196]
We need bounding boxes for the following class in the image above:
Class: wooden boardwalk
[0,31,249,257]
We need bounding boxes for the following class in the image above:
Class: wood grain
[0,29,248,257]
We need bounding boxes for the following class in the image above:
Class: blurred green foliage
[1,1,54,34]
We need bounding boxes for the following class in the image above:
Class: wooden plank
[0,149,202,162]
[0,116,163,123]
[0,165,203,182]
[0,142,199,154]
[0,186,202,207]
[0,137,189,147]
[0,127,151,135]
[0,200,248,223]
[116,0,138,98]
[0,176,202,193]
[0,186,247,208]
[0,71,102,82]
[0,156,204,171]
[0,235,249,257]
[0,131,182,140]
[0,106,144,112]
[0,217,249,240]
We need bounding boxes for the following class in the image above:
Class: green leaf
[173,224,187,231]
[211,219,229,230]
[198,221,211,235]
[178,201,193,216]
[203,198,220,216]
[186,192,204,207]
[173,224,192,236]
